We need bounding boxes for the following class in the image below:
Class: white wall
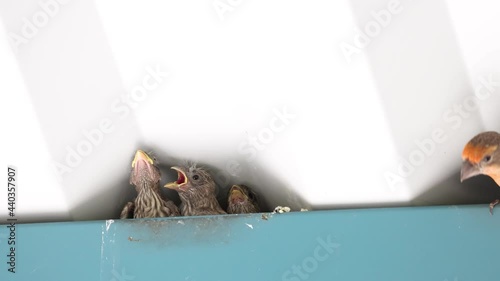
[1,0,500,222]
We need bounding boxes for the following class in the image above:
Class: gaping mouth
[164,166,188,190]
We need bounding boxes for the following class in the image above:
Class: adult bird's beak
[460,160,481,182]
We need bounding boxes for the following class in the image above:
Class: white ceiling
[1,0,500,222]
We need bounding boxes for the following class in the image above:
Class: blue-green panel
[1,205,499,281]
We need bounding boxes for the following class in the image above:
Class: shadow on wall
[345,0,499,206]
[52,140,500,222]
[68,144,311,221]
[151,145,311,214]
[412,172,500,207]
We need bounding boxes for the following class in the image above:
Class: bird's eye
[483,155,492,162]
[248,192,255,200]
[192,175,199,180]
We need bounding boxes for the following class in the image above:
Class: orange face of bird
[461,131,500,185]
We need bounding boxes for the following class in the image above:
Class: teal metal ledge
[1,205,499,281]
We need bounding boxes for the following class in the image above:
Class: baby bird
[461,131,500,214]
[227,184,260,214]
[120,150,180,219]
[164,164,226,216]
